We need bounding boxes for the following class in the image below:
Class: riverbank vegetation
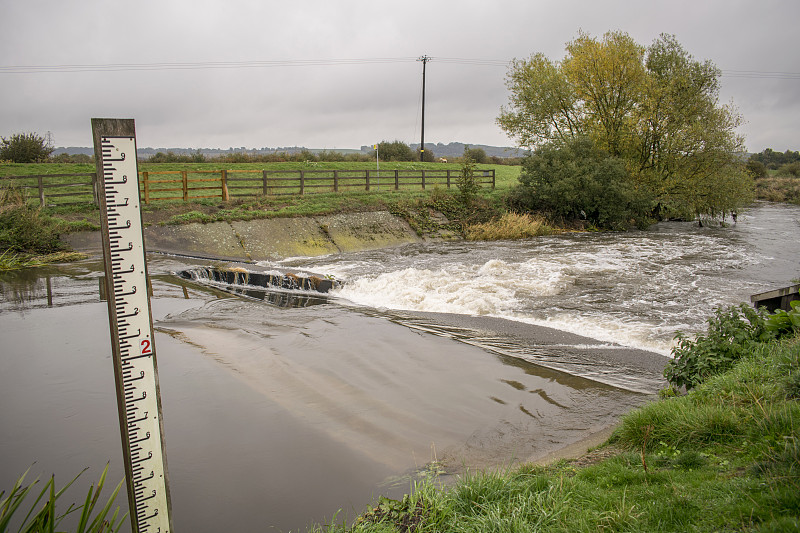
[0,185,89,270]
[747,151,800,205]
[315,300,800,532]
[0,464,125,532]
[498,32,754,228]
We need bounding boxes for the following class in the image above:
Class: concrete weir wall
[135,211,423,262]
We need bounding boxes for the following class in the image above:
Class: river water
[1,202,798,532]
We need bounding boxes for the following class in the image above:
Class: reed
[0,464,126,533]
[465,212,554,241]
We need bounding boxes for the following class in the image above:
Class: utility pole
[418,55,431,162]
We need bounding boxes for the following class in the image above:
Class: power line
[0,57,420,74]
[720,70,800,80]
[0,56,797,80]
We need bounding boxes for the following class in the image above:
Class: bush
[745,159,768,179]
[375,140,416,162]
[776,161,800,178]
[665,295,800,391]
[665,304,772,390]
[464,147,488,164]
[456,147,480,205]
[0,132,54,163]
[0,185,66,254]
[510,137,652,229]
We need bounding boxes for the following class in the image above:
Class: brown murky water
[2,202,797,532]
[0,258,648,532]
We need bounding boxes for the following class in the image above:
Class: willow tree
[499,31,752,219]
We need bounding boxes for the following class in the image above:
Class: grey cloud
[1,0,798,151]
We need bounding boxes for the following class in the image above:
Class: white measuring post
[92,119,174,533]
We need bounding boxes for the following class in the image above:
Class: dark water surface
[1,202,798,532]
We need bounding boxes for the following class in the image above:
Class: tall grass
[465,212,554,241]
[755,176,800,204]
[0,465,126,533]
[0,184,88,269]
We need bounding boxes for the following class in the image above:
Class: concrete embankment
[65,210,435,261]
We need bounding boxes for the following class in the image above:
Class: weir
[751,284,800,312]
[179,266,341,294]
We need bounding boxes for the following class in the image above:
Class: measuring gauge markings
[93,120,173,533]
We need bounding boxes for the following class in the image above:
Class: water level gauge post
[91,118,174,533]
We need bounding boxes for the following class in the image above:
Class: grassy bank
[315,332,799,532]
[0,161,521,232]
[0,185,90,270]
[0,162,532,249]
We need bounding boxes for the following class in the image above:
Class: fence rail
[1,168,495,206]
[0,173,98,206]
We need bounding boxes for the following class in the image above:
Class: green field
[0,162,522,210]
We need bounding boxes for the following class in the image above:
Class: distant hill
[408,142,525,159]
[54,142,525,159]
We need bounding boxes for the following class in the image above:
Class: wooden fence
[0,173,98,206]
[1,168,495,206]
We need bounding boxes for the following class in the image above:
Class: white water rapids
[275,202,800,356]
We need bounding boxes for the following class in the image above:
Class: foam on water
[281,203,800,356]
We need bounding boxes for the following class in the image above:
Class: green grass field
[0,162,521,210]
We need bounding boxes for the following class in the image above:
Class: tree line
[746,149,800,179]
[0,134,518,166]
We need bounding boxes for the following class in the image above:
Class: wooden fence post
[92,172,100,206]
[366,170,370,191]
[37,176,45,206]
[421,170,426,190]
[394,170,399,190]
[142,172,150,204]
[333,170,339,192]
[299,170,305,195]
[221,169,229,201]
[181,170,188,201]
[491,169,496,189]
[446,170,451,189]
[262,170,268,195]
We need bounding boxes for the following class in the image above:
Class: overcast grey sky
[1,0,798,152]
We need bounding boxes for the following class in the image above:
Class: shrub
[456,146,480,205]
[664,304,772,390]
[776,161,800,178]
[764,295,800,337]
[511,137,652,230]
[0,185,67,254]
[464,147,488,164]
[745,159,768,179]
[0,132,54,163]
[375,140,416,162]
